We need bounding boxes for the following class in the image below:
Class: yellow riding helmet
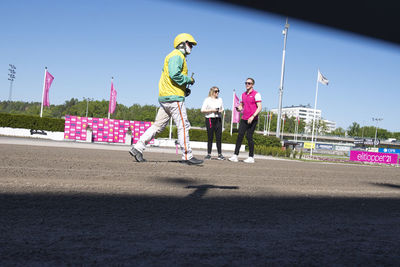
[173,33,197,48]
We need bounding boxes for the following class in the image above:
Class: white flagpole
[310,70,320,157]
[40,67,47,118]
[108,77,113,119]
[267,113,272,135]
[230,90,235,136]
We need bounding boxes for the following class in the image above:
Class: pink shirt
[241,89,262,120]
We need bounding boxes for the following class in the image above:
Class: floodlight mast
[8,64,16,102]
[276,18,289,138]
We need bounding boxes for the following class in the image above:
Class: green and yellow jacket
[158,49,192,102]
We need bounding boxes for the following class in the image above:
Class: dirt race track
[1,140,400,266]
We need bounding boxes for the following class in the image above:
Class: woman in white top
[201,86,224,160]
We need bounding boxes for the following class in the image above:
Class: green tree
[362,126,377,138]
[392,132,400,140]
[347,122,360,137]
[317,120,329,135]
[187,108,203,127]
[330,127,346,136]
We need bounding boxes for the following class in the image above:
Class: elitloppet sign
[350,150,398,165]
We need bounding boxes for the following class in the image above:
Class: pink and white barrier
[64,115,153,144]
[350,150,398,165]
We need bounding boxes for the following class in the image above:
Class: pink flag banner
[109,82,117,114]
[64,115,154,144]
[232,92,240,123]
[43,71,54,107]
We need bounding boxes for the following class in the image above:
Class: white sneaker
[243,157,255,163]
[228,155,238,162]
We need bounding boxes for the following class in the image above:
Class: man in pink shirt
[229,78,262,163]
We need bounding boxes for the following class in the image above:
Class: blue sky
[1,0,400,132]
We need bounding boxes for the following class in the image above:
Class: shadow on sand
[369,182,400,190]
[1,186,400,265]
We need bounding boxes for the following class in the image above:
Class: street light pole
[276,17,289,138]
[84,98,90,117]
[362,120,365,138]
[372,117,383,147]
[86,98,89,117]
[83,97,94,117]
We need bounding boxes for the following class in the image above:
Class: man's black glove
[185,88,191,97]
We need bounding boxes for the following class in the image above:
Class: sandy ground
[0,137,400,266]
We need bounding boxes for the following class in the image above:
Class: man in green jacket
[129,33,203,165]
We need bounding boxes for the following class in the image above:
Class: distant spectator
[229,78,262,163]
[201,86,225,160]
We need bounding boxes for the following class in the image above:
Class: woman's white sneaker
[243,157,255,163]
[228,155,239,162]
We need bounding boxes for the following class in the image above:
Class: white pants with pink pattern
[133,101,193,161]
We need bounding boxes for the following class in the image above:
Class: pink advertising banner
[350,150,398,165]
[64,115,154,144]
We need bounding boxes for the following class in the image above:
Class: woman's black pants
[205,117,222,155]
[234,118,258,157]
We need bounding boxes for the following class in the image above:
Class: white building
[270,105,336,133]
[323,120,337,133]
